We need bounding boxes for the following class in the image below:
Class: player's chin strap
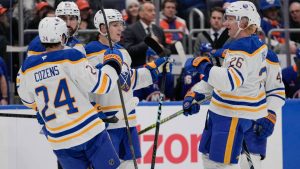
[233,20,248,39]
[99,31,118,44]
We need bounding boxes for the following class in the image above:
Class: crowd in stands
[0,0,300,104]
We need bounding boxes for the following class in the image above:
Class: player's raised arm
[70,48,123,95]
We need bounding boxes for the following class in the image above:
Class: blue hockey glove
[36,112,45,125]
[211,48,227,58]
[145,57,168,82]
[103,48,123,74]
[254,110,276,139]
[182,91,205,116]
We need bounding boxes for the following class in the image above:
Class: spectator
[282,48,300,98]
[76,0,94,43]
[259,0,285,47]
[25,1,55,43]
[26,1,55,29]
[122,1,167,68]
[124,0,140,25]
[289,1,300,44]
[160,0,189,53]
[193,7,229,56]
[0,4,18,45]
[0,4,8,58]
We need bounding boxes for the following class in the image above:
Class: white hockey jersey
[199,35,269,119]
[85,41,154,129]
[17,48,119,150]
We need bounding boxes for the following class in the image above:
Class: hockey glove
[36,112,45,125]
[211,48,227,58]
[145,57,168,82]
[254,110,276,139]
[103,48,123,75]
[182,91,205,116]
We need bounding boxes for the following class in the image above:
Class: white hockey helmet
[94,9,124,30]
[225,1,261,27]
[38,17,68,43]
[55,1,81,22]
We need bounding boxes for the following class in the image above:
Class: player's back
[210,35,268,119]
[20,48,104,150]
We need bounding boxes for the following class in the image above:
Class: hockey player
[182,1,269,168]
[175,42,212,100]
[85,9,171,168]
[17,17,123,169]
[239,49,285,169]
[27,1,85,57]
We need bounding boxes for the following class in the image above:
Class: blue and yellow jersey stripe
[266,88,286,101]
[211,90,267,113]
[227,67,244,91]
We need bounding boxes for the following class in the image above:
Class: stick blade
[144,36,164,56]
[174,41,187,68]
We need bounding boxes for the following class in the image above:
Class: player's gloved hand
[185,57,213,81]
[211,48,227,58]
[254,110,276,139]
[145,57,168,82]
[36,112,45,125]
[157,58,173,73]
[182,91,205,116]
[103,48,123,74]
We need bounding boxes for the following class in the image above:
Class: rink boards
[0,100,298,169]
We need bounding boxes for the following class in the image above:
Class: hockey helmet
[225,1,261,28]
[55,1,81,22]
[94,9,124,30]
[38,17,68,43]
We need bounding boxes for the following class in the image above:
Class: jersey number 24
[35,78,78,122]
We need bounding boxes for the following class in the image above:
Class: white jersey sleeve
[207,51,249,92]
[265,50,286,113]
[16,69,37,110]
[191,80,214,97]
[131,67,153,90]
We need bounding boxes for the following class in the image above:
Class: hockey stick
[144,36,171,57]
[174,41,187,68]
[144,36,168,169]
[99,2,138,168]
[138,96,212,135]
[242,140,255,169]
[0,112,119,123]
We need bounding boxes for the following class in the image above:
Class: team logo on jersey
[42,55,47,60]
[119,63,131,92]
